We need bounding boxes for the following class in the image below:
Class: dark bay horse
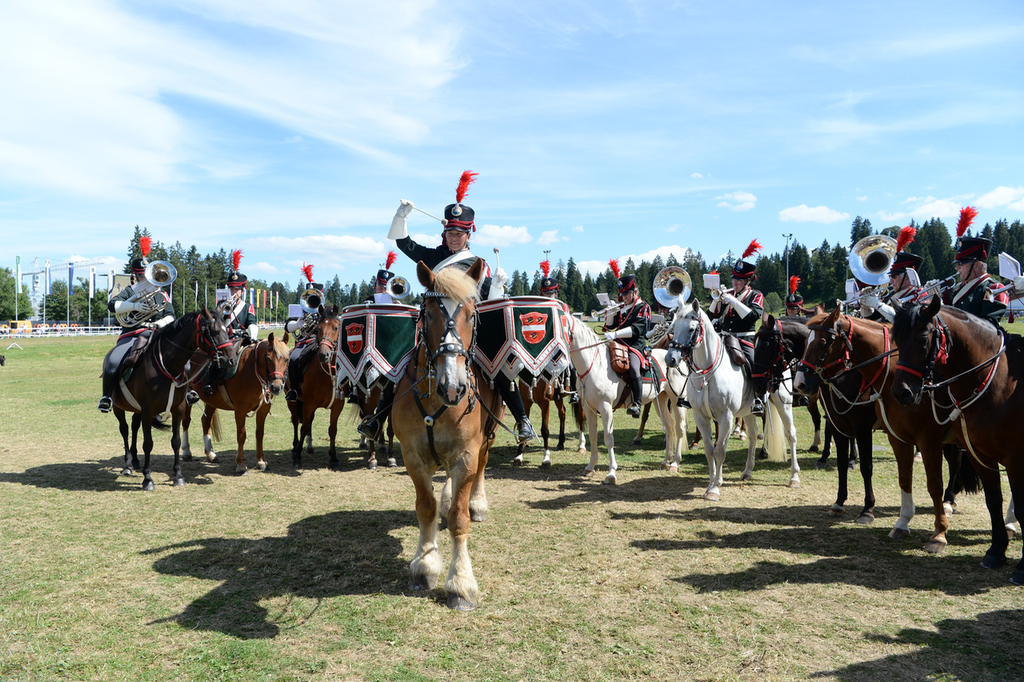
[794,307,975,553]
[513,378,586,468]
[890,297,1023,584]
[182,333,290,474]
[110,310,236,490]
[392,259,502,610]
[287,307,345,469]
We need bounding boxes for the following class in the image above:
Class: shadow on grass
[0,457,223,491]
[144,509,416,639]
[810,609,1024,681]
[521,474,701,508]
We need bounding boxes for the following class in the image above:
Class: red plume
[789,275,800,296]
[540,260,551,277]
[385,250,398,269]
[139,236,152,258]
[301,263,314,283]
[231,249,243,271]
[896,225,917,253]
[742,239,762,260]
[956,206,979,238]
[709,269,719,275]
[608,258,621,279]
[455,170,478,203]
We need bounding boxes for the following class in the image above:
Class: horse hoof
[582,469,595,478]
[847,460,857,471]
[924,540,947,555]
[359,441,368,451]
[306,446,314,455]
[631,438,642,446]
[815,460,829,470]
[828,505,845,517]
[669,465,678,474]
[258,462,267,472]
[943,503,955,517]
[446,593,476,611]
[235,467,248,475]
[981,554,1007,570]
[388,458,397,468]
[789,480,800,489]
[889,527,911,540]
[1009,570,1024,585]
[740,472,752,482]
[660,462,669,471]
[808,445,819,453]
[540,461,551,470]
[173,477,185,487]
[1007,526,1018,540]
[439,517,448,531]
[703,492,720,502]
[555,444,564,451]
[208,455,219,464]
[120,468,133,477]
[602,475,616,486]
[142,480,155,492]
[470,510,487,523]
[511,458,523,467]
[408,574,437,591]
[182,453,193,462]
[855,513,874,525]
[577,446,587,454]
[367,460,377,471]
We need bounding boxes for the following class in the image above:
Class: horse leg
[469,443,490,522]
[171,409,184,487]
[853,424,876,524]
[328,401,343,470]
[202,406,219,463]
[977,465,1009,571]
[808,398,822,453]
[254,403,269,472]
[816,420,834,469]
[600,402,617,485]
[406,455,443,593]
[555,397,567,453]
[130,413,142,471]
[181,403,193,462]
[709,412,734,500]
[633,402,651,445]
[365,427,377,471]
[115,409,133,476]
[539,398,552,469]
[141,416,155,491]
[294,405,313,469]
[889,439,917,540]
[234,409,248,475]
[1006,496,1018,539]
[575,400,587,454]
[513,384,532,467]
[779,396,800,488]
[444,464,480,610]
[1006,480,1024,583]
[289,401,301,459]
[386,418,397,468]
[829,435,851,517]
[582,402,601,478]
[739,413,758,482]
[919,441,950,554]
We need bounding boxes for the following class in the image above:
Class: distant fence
[1,322,286,339]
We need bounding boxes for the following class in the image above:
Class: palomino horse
[392,259,502,610]
[512,378,586,468]
[665,299,799,500]
[794,307,976,554]
[890,297,1022,583]
[181,333,290,474]
[287,307,346,470]
[755,313,878,521]
[110,310,236,490]
[565,316,688,484]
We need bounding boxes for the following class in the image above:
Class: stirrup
[677,397,691,409]
[285,389,298,402]
[750,398,765,417]
[347,392,360,405]
[185,390,200,406]
[203,383,215,397]
[567,392,580,404]
[357,417,381,440]
[627,402,641,418]
[97,397,112,413]
[516,420,536,444]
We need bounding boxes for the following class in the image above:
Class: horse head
[665,298,704,368]
[199,309,238,370]
[316,306,341,362]
[417,258,484,407]
[793,305,845,396]
[890,294,943,406]
[263,331,290,396]
[753,313,805,395]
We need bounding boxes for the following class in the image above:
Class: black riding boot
[203,364,221,396]
[627,376,643,418]
[97,372,115,412]
[357,383,395,440]
[285,351,312,402]
[496,376,536,443]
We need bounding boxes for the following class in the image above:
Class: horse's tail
[573,396,585,432]
[151,418,171,431]
[947,444,981,495]
[210,410,221,442]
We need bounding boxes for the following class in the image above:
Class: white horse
[665,299,798,500]
[566,316,688,484]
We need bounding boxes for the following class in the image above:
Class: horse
[565,316,689,484]
[512,378,587,468]
[391,259,502,610]
[352,383,397,470]
[794,306,976,553]
[890,297,1023,583]
[665,299,799,500]
[287,307,346,469]
[755,313,877,521]
[181,333,290,474]
[109,310,237,490]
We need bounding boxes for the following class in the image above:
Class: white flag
[44,260,51,295]
[89,267,96,299]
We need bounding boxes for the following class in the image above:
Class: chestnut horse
[181,333,290,474]
[392,259,502,611]
[794,307,976,553]
[513,378,586,468]
[287,307,346,469]
[109,310,236,490]
[890,297,1023,583]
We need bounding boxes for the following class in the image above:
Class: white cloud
[665,225,678,233]
[909,198,962,220]
[976,186,1024,210]
[904,195,934,204]
[243,234,387,269]
[857,196,868,202]
[779,205,850,223]
[715,191,757,212]
[537,229,568,246]
[247,261,281,275]
[576,245,692,277]
[691,172,703,179]
[472,224,532,248]
[572,225,584,233]
[876,211,907,222]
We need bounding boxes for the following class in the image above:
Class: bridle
[419,291,478,372]
[751,319,789,393]
[668,311,723,377]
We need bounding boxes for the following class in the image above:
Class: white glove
[877,303,896,323]
[1015,276,1024,294]
[486,275,506,300]
[860,293,882,310]
[859,303,875,318]
[492,267,508,288]
[113,299,141,313]
[152,315,173,328]
[285,319,301,333]
[247,324,259,340]
[605,328,632,341]
[387,200,414,240]
[721,293,752,318]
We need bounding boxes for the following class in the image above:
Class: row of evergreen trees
[5,215,1022,324]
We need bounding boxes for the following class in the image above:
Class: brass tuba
[386,275,411,300]
[115,260,177,327]
[300,287,322,313]
[846,235,897,306]
[653,266,693,308]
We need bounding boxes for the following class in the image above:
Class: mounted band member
[347,251,404,404]
[366,170,536,443]
[539,258,579,403]
[860,226,927,323]
[98,236,176,412]
[708,239,765,416]
[784,276,809,317]
[944,206,1008,329]
[284,263,323,403]
[204,249,258,396]
[603,258,651,418]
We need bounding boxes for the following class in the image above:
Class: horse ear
[813,305,824,315]
[691,298,700,313]
[332,305,339,314]
[762,311,771,327]
[925,294,941,318]
[267,331,274,345]
[282,330,290,345]
[467,258,485,284]
[416,261,433,289]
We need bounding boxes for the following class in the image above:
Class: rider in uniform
[945,207,1008,329]
[364,170,536,443]
[708,239,765,416]
[539,259,579,404]
[348,252,402,404]
[284,263,324,403]
[204,249,258,396]
[603,259,652,418]
[97,236,175,412]
[860,226,928,323]
[784,276,807,317]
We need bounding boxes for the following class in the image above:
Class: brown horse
[513,378,586,467]
[109,310,237,490]
[287,307,345,469]
[392,259,502,610]
[181,333,290,474]
[353,383,397,470]
[794,307,975,553]
[890,297,1023,584]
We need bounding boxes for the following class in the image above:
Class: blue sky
[3,0,1023,291]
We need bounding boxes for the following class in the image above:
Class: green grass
[0,334,1023,681]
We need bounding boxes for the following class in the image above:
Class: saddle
[722,334,751,375]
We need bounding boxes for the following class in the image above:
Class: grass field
[1,334,1022,681]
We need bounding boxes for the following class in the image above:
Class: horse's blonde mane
[433,267,480,303]
[269,336,289,361]
[571,317,601,346]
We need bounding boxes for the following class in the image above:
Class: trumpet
[115,260,177,327]
[917,275,958,301]
[592,301,626,320]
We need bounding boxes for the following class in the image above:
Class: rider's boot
[357,384,394,440]
[627,376,643,418]
[496,376,536,444]
[677,396,691,409]
[750,394,765,417]
[98,372,115,413]
[347,387,361,405]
